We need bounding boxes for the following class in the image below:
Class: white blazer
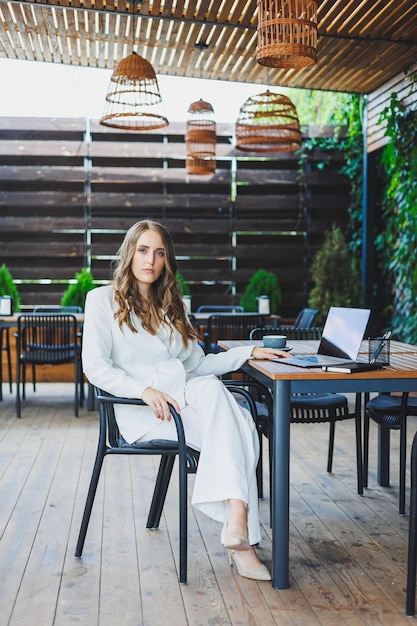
[82,285,255,443]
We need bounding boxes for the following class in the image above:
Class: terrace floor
[0,383,416,625]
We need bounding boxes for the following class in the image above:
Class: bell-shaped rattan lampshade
[257,0,317,68]
[100,52,168,130]
[235,91,301,153]
[186,99,216,175]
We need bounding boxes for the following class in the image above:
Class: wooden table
[219,339,417,589]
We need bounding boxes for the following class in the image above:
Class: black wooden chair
[75,384,260,583]
[364,392,417,514]
[204,313,265,354]
[15,313,81,417]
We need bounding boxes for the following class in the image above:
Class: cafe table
[218,338,417,589]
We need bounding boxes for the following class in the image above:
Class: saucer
[280,346,293,352]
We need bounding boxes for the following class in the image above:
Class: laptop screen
[318,307,371,360]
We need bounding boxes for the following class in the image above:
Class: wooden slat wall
[367,62,417,153]
[0,117,350,317]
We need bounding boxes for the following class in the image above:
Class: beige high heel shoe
[224,533,250,551]
[228,550,271,581]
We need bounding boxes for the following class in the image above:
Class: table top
[218,339,417,382]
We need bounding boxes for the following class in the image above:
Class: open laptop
[281,306,371,368]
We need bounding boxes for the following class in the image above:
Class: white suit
[82,285,262,544]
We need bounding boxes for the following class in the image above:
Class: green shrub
[240,269,282,313]
[61,268,96,311]
[308,225,362,325]
[0,263,21,311]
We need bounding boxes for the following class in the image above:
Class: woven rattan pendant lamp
[257,0,317,69]
[186,99,216,175]
[100,0,168,130]
[235,91,301,153]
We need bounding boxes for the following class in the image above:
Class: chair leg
[256,427,264,499]
[363,410,370,489]
[399,418,407,515]
[406,434,417,616]
[15,358,21,418]
[146,455,176,529]
[73,359,79,417]
[354,393,363,496]
[6,328,12,393]
[32,363,36,392]
[178,448,188,584]
[75,451,105,557]
[327,422,335,473]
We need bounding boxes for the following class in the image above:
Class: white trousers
[136,375,262,545]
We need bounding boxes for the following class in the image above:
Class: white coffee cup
[263,335,287,349]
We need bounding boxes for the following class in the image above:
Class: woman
[82,219,289,581]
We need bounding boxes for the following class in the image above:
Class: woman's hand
[142,387,181,421]
[251,346,291,360]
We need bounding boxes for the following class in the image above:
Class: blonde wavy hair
[112,220,197,346]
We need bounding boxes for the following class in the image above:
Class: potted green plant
[176,271,190,296]
[308,224,362,325]
[0,263,21,312]
[240,269,281,314]
[61,268,96,311]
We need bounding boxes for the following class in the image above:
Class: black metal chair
[0,325,12,400]
[364,392,417,514]
[406,429,417,616]
[32,304,84,398]
[197,305,244,313]
[74,389,200,584]
[204,313,265,354]
[15,313,81,417]
[293,308,319,328]
[250,326,364,495]
[75,384,260,583]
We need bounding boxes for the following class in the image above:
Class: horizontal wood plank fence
[0,118,350,317]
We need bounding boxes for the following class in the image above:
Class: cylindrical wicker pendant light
[257,0,317,68]
[100,51,168,130]
[186,99,216,175]
[235,91,301,153]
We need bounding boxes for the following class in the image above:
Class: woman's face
[131,229,166,295]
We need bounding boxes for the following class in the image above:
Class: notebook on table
[280,306,371,368]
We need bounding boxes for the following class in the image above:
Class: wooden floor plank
[0,384,416,625]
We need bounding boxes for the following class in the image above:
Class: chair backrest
[197,305,244,313]
[249,326,322,341]
[17,314,78,363]
[33,305,83,313]
[206,313,265,349]
[293,308,319,328]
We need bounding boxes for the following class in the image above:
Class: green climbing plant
[376,81,417,342]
